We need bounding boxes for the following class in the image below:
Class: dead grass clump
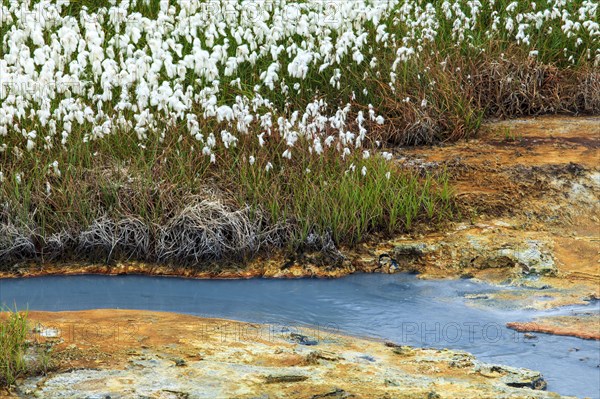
[77,217,116,261]
[0,199,294,268]
[303,230,345,264]
[156,201,260,264]
[576,70,600,114]
[42,231,76,262]
[370,103,445,146]
[360,56,483,146]
[471,58,598,118]
[114,218,151,260]
[0,223,37,266]
[77,217,151,262]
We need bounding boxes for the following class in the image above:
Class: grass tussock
[360,53,598,146]
[0,309,28,387]
[0,309,54,388]
[471,58,600,118]
[156,201,271,263]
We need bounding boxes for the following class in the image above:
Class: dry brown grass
[359,51,598,146]
[471,58,600,118]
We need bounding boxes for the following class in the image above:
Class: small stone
[174,358,186,367]
[358,354,375,362]
[310,388,351,398]
[264,375,308,383]
[305,350,339,364]
[289,333,318,346]
[393,243,428,258]
[392,346,414,356]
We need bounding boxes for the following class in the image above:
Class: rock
[162,390,190,398]
[507,314,600,340]
[264,374,308,383]
[305,350,339,364]
[393,243,428,258]
[465,239,557,276]
[391,346,415,356]
[173,358,186,367]
[506,376,547,390]
[39,327,60,338]
[357,354,375,362]
[310,388,353,398]
[449,353,475,368]
[377,254,399,273]
[289,332,318,346]
[499,240,557,276]
[476,363,547,391]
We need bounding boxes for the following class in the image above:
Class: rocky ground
[0,309,572,399]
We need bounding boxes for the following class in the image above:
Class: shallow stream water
[1,273,598,398]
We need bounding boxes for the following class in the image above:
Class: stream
[1,273,598,398]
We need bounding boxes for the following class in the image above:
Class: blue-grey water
[1,273,598,398]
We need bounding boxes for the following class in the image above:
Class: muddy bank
[0,255,356,280]
[507,312,600,340]
[2,309,572,399]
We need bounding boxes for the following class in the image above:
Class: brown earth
[1,309,567,399]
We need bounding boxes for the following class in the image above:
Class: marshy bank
[2,117,598,302]
[1,0,599,272]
